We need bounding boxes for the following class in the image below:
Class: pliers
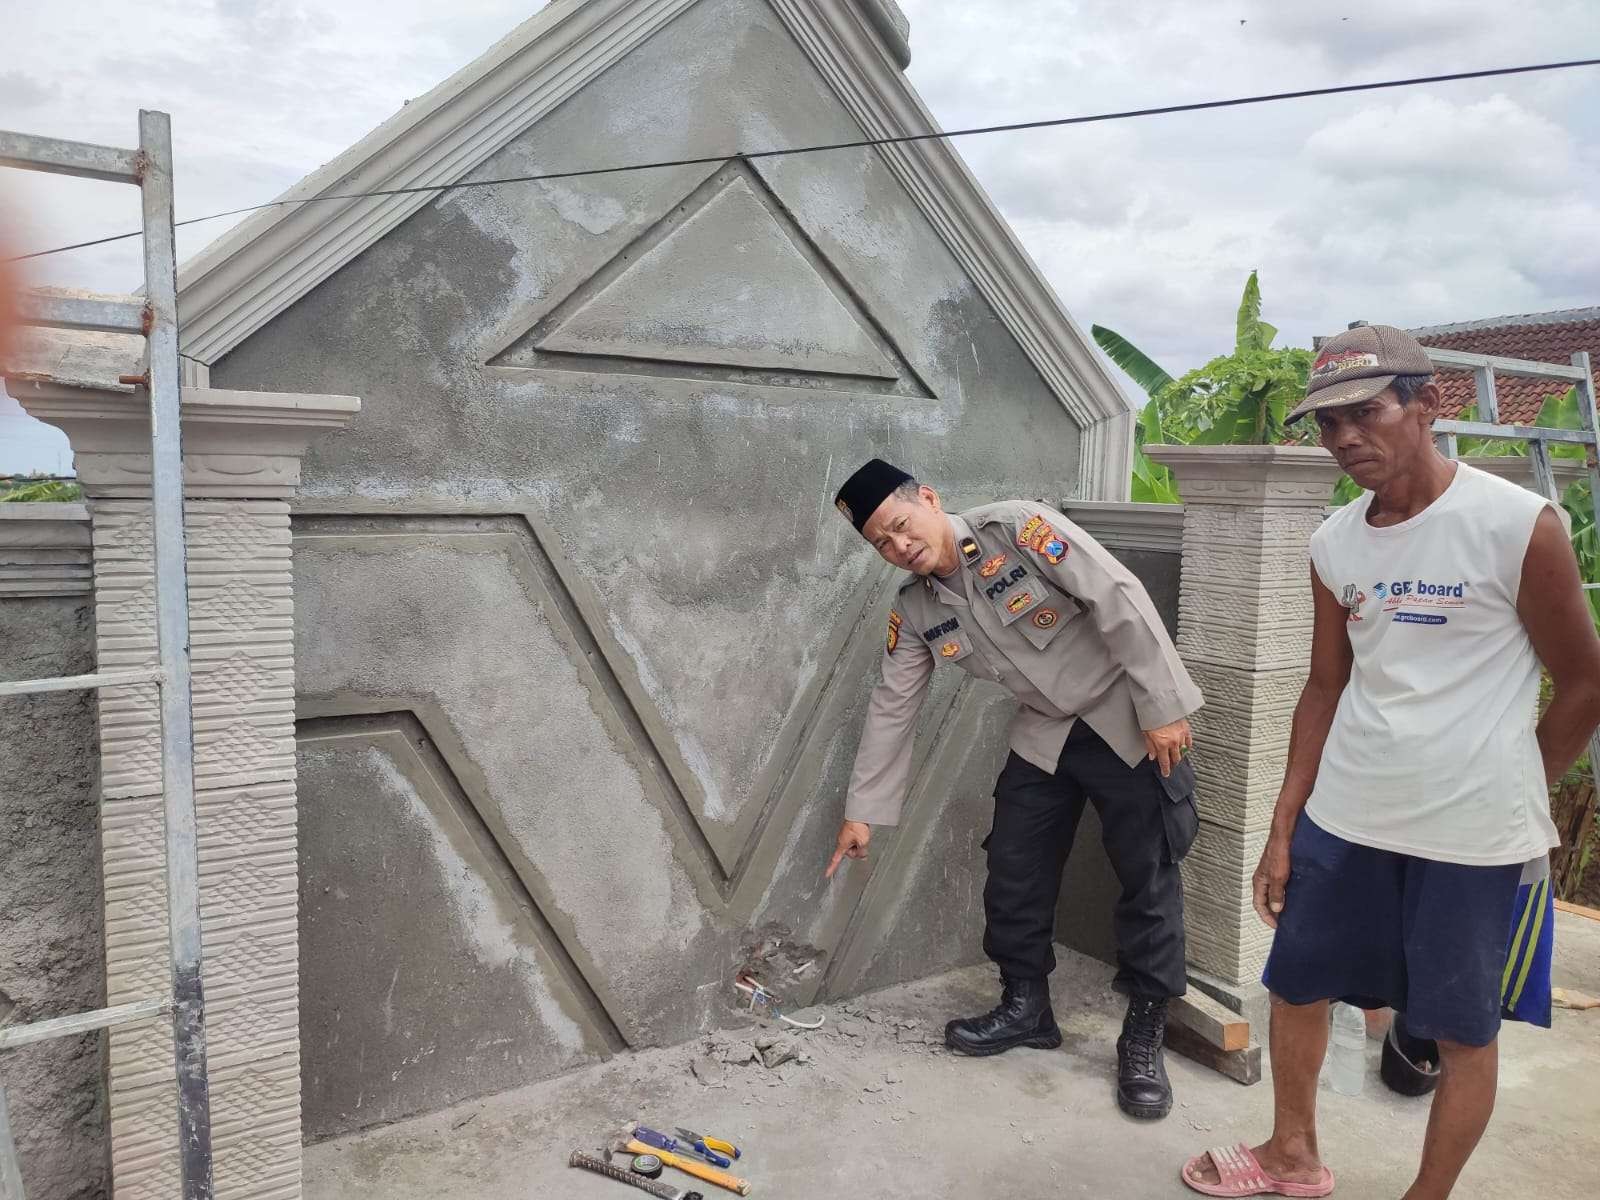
[675,1127,741,1162]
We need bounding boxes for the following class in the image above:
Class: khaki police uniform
[846,500,1204,995]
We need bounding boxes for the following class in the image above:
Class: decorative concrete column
[14,379,356,1200]
[1143,446,1344,1000]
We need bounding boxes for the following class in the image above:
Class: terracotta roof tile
[1408,310,1600,426]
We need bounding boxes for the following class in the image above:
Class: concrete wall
[1053,503,1184,972]
[210,0,1108,1139]
[0,584,108,1200]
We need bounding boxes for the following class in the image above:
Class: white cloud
[1304,93,1578,191]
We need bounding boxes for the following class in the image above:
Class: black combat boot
[944,976,1062,1056]
[1116,996,1173,1119]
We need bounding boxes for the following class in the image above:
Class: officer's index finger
[825,846,845,879]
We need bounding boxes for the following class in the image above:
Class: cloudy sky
[4,0,1598,472]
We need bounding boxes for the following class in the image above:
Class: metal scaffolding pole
[0,110,214,1200]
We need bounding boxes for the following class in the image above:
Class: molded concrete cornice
[0,503,93,597]
[15,386,360,498]
[172,0,1135,499]
[1060,500,1185,555]
[858,0,911,68]
[1460,454,1587,489]
[1144,444,1344,507]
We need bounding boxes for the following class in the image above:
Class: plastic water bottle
[1329,1002,1366,1096]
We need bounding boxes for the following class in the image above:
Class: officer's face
[862,486,951,575]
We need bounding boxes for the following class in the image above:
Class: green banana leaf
[1091,325,1174,397]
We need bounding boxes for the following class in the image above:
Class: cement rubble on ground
[304,911,1600,1200]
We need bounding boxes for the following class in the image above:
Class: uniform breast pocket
[929,635,977,667]
[1017,590,1081,651]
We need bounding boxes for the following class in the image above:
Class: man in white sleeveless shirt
[1182,325,1600,1199]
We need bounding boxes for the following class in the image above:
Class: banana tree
[1091,316,1178,504]
[0,475,81,502]
[1092,272,1313,503]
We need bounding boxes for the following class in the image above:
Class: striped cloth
[1501,869,1554,1028]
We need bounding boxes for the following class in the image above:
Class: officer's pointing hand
[825,820,871,879]
[1142,718,1193,777]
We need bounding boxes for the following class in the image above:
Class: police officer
[825,458,1203,1119]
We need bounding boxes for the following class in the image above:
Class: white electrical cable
[733,979,826,1029]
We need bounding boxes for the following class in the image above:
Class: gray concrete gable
[531,166,900,380]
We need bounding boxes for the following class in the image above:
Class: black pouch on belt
[1155,754,1199,864]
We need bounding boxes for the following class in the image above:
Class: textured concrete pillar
[16,383,356,1200]
[1144,446,1343,989]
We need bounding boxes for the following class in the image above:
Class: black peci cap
[834,457,913,534]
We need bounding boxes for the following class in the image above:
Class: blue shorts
[1262,816,1523,1047]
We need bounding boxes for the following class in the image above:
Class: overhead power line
[8,56,1600,263]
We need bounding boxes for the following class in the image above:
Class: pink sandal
[1181,1143,1335,1197]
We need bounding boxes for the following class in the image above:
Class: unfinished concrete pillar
[1143,446,1344,999]
[13,376,356,1200]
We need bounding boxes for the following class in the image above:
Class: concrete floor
[306,911,1600,1200]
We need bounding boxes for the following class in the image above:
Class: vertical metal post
[1572,352,1600,521]
[1474,364,1500,425]
[1569,351,1600,802]
[1529,435,1559,503]
[0,1087,25,1200]
[139,109,214,1200]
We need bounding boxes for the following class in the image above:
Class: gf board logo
[1378,578,1468,615]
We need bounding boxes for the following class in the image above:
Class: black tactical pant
[982,719,1198,999]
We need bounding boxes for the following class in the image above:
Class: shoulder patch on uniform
[887,609,902,652]
[1018,515,1047,548]
[979,553,1008,578]
[1035,535,1068,565]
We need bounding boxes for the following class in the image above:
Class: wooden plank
[1166,1021,1262,1085]
[1171,990,1250,1052]
[1555,898,1600,922]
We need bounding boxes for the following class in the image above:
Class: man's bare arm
[1252,565,1353,928]
[1518,506,1600,786]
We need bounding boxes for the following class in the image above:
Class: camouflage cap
[1287,324,1435,424]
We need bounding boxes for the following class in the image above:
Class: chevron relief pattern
[489,158,934,399]
[290,507,980,1129]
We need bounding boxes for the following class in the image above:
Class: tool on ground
[732,970,825,1030]
[632,1154,666,1179]
[675,1127,742,1161]
[570,1150,704,1199]
[629,1123,732,1169]
[623,1138,752,1196]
